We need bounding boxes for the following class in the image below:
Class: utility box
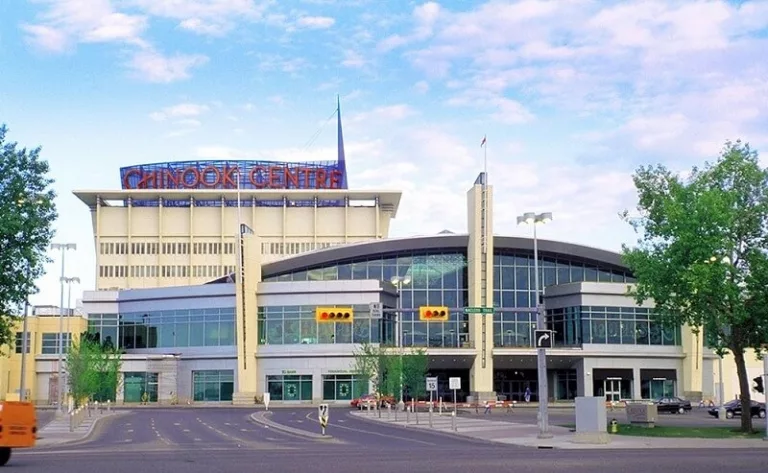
[626,402,657,428]
[573,396,611,444]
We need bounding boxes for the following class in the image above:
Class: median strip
[249,411,335,441]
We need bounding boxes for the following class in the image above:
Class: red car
[350,394,395,409]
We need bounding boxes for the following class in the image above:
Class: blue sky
[1,0,767,309]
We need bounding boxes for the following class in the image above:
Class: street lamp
[517,211,553,440]
[51,242,77,412]
[61,276,80,346]
[391,275,411,408]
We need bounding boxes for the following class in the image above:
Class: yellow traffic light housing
[315,307,354,323]
[419,306,449,322]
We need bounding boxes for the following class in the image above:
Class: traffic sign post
[534,330,553,349]
[449,377,461,418]
[263,392,271,411]
[318,403,329,436]
[426,377,437,428]
[463,307,495,315]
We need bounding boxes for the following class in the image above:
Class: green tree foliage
[66,332,123,407]
[621,140,768,432]
[402,348,428,400]
[0,124,57,346]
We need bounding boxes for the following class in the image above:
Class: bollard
[415,404,419,425]
[107,399,111,412]
[429,401,433,427]
[451,410,457,431]
[439,399,443,415]
[387,403,391,420]
[405,405,410,425]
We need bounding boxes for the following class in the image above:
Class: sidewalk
[349,410,768,450]
[35,410,121,447]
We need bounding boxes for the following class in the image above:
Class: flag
[480,135,486,147]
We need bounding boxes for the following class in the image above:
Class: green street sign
[463,307,495,315]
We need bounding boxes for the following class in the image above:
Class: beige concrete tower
[232,233,262,404]
[681,325,704,401]
[466,174,496,401]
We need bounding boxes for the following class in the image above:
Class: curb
[36,411,127,449]
[347,411,519,447]
[249,411,335,441]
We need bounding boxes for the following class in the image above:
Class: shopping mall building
[6,106,765,406]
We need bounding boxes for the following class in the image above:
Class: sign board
[318,403,329,434]
[263,392,271,410]
[369,302,383,318]
[463,307,495,315]
[449,377,461,390]
[534,329,553,349]
[426,377,438,392]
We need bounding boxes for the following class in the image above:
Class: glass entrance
[645,379,675,399]
[604,379,622,402]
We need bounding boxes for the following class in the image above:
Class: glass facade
[87,308,235,350]
[266,375,313,401]
[124,372,159,403]
[322,375,366,400]
[193,370,234,402]
[41,333,72,354]
[263,251,470,347]
[258,305,381,345]
[548,306,681,346]
[14,332,30,354]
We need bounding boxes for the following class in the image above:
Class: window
[41,333,72,354]
[323,375,366,401]
[15,332,30,354]
[193,370,234,402]
[267,375,312,401]
[124,372,159,403]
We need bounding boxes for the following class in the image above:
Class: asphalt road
[14,408,768,473]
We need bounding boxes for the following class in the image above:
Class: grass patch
[559,424,766,439]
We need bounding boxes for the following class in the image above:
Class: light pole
[517,211,553,439]
[51,242,77,412]
[61,276,80,347]
[391,275,411,409]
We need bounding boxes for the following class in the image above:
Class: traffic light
[753,376,764,394]
[419,306,449,322]
[315,307,354,323]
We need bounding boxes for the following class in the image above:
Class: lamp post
[391,275,411,408]
[51,243,77,412]
[61,276,80,346]
[517,211,553,439]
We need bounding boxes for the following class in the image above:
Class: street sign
[263,392,271,411]
[426,377,438,392]
[449,377,461,390]
[318,403,329,435]
[369,302,383,318]
[535,329,553,349]
[463,307,495,315]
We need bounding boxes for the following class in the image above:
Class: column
[632,367,642,400]
[680,325,703,401]
[466,175,495,402]
[232,234,263,405]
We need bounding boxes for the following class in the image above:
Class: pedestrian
[484,401,492,414]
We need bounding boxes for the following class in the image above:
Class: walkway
[36,409,120,447]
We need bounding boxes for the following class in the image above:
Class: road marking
[240,429,248,432]
[126,429,134,433]
[183,429,190,432]
[194,438,202,441]
[124,439,132,443]
[174,423,181,426]
[303,412,436,446]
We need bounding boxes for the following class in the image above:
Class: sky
[1,0,768,310]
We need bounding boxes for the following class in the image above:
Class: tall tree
[66,332,123,407]
[402,348,428,401]
[0,124,57,346]
[621,140,768,432]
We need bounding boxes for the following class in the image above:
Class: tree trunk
[732,348,754,432]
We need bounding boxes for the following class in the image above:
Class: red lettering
[316,168,327,189]
[122,169,141,189]
[285,166,300,188]
[222,165,238,189]
[163,169,180,188]
[249,166,267,188]
[200,166,222,188]
[329,169,342,189]
[303,168,314,188]
[138,171,156,189]
[269,166,282,188]
[180,167,200,188]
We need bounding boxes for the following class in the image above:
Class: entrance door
[604,379,622,402]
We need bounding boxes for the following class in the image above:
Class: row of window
[261,241,337,255]
[548,306,681,346]
[100,242,236,256]
[15,332,72,354]
[88,309,235,349]
[266,374,367,401]
[98,265,235,279]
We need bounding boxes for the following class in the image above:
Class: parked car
[708,399,767,419]
[350,394,395,409]
[654,396,693,414]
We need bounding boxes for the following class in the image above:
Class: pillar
[680,325,703,401]
[467,174,496,402]
[632,367,642,400]
[232,233,262,405]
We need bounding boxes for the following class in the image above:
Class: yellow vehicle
[0,402,37,466]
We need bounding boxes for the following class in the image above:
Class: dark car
[654,396,693,414]
[708,399,767,419]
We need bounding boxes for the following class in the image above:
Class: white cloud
[296,15,335,29]
[150,103,211,121]
[128,49,209,83]
[129,0,271,35]
[258,54,309,73]
[340,50,367,68]
[414,80,430,93]
[348,104,416,124]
